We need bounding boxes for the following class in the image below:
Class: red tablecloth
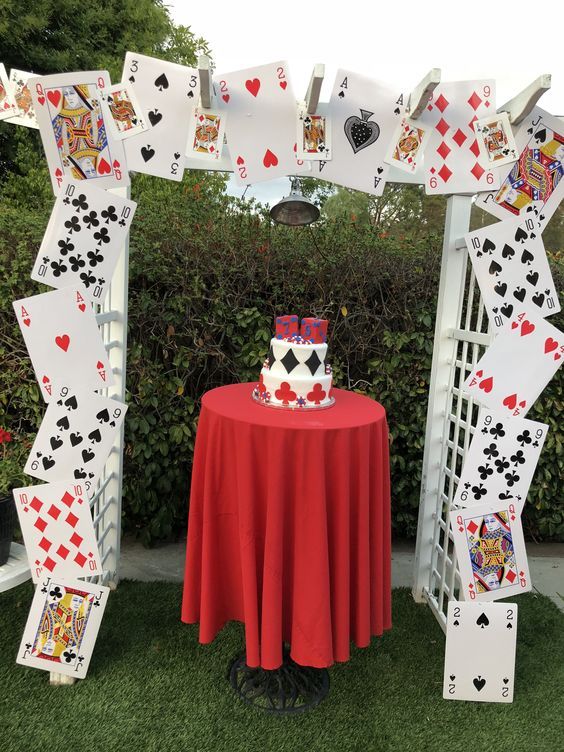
[181,383,391,669]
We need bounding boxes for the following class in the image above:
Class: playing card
[24,385,127,496]
[12,286,114,403]
[28,70,129,195]
[451,502,531,601]
[217,61,309,184]
[384,115,431,174]
[463,309,564,416]
[123,52,199,180]
[475,107,564,230]
[186,106,227,162]
[99,82,147,140]
[17,575,109,678]
[443,601,518,703]
[30,178,137,302]
[0,63,17,120]
[417,80,501,195]
[315,69,404,195]
[453,408,548,512]
[296,102,332,161]
[465,214,560,332]
[13,480,102,583]
[5,69,39,128]
[474,111,518,170]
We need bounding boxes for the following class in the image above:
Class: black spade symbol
[148,110,162,127]
[188,90,194,98]
[476,612,490,628]
[453,620,459,626]
[494,282,507,297]
[488,260,502,276]
[450,675,455,681]
[42,456,55,470]
[96,408,110,423]
[338,91,345,98]
[154,73,169,91]
[526,270,539,286]
[503,677,509,685]
[501,244,514,259]
[174,152,180,160]
[483,238,496,254]
[64,395,78,410]
[70,432,83,447]
[56,416,70,430]
[500,304,513,318]
[50,435,63,450]
[473,676,486,692]
[74,468,87,479]
[521,249,534,265]
[513,288,526,302]
[128,75,135,83]
[344,109,380,153]
[535,128,547,143]
[141,146,155,162]
[514,227,528,243]
[82,448,95,463]
[88,429,102,444]
[532,292,545,307]
[507,622,513,629]
[377,167,383,174]
[394,107,400,114]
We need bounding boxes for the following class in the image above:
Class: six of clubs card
[186,106,227,161]
[99,82,147,140]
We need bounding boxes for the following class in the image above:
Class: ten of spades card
[443,601,518,703]
[475,107,564,229]
[123,52,199,181]
[464,213,560,332]
[453,408,548,512]
[13,480,102,583]
[25,385,127,496]
[17,575,109,678]
[0,63,17,120]
[296,102,332,161]
[5,69,39,128]
[316,69,404,195]
[463,309,564,416]
[99,82,147,140]
[29,70,129,195]
[31,178,137,303]
[186,106,227,162]
[450,501,531,601]
[474,111,518,170]
[384,115,430,174]
[12,286,114,402]
[417,80,501,195]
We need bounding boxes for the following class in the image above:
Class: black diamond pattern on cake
[268,345,276,368]
[304,350,322,376]
[280,348,300,374]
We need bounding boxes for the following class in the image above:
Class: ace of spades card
[99,81,147,140]
[474,111,518,170]
[417,80,501,195]
[296,102,332,161]
[453,408,548,513]
[17,576,109,678]
[186,106,227,162]
[123,52,199,181]
[5,68,39,128]
[0,63,17,120]
[24,385,127,496]
[476,107,564,230]
[450,502,531,601]
[12,286,114,403]
[217,61,310,185]
[13,480,102,583]
[465,214,560,332]
[31,178,137,303]
[29,70,129,195]
[463,309,564,416]
[317,70,404,195]
[443,601,518,703]
[384,115,431,174]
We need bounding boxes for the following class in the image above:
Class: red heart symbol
[476,370,483,377]
[236,156,245,166]
[55,334,70,352]
[544,337,558,354]
[97,158,111,175]
[55,168,63,177]
[245,78,260,97]
[47,89,61,107]
[521,320,535,336]
[263,149,278,168]
[555,353,562,361]
[78,303,86,312]
[42,375,50,384]
[503,393,517,410]
[511,322,518,329]
[96,361,104,369]
[279,81,287,90]
[519,400,526,408]
[38,95,45,106]
[478,376,493,393]
[23,318,30,327]
[112,159,121,169]
[222,94,230,103]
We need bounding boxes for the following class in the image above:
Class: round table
[181,383,391,673]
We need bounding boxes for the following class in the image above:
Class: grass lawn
[1,582,563,752]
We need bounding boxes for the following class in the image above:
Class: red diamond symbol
[70,531,83,547]
[452,128,467,147]
[61,491,74,507]
[468,91,482,110]
[66,512,79,528]
[427,104,433,111]
[43,556,56,572]
[485,100,491,108]
[74,551,87,567]
[467,520,479,535]
[56,544,70,559]
[30,496,43,512]
[471,162,485,180]
[39,536,52,552]
[48,504,61,520]
[435,117,449,136]
[505,570,517,583]
[469,139,480,157]
[438,164,453,183]
[430,167,436,174]
[437,141,451,160]
[34,517,48,533]
[468,115,478,130]
[435,94,449,112]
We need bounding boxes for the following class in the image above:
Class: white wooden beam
[408,68,441,119]
[498,74,551,125]
[198,54,213,109]
[305,64,324,114]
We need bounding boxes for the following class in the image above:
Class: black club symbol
[119,218,126,227]
[79,270,97,288]
[477,463,493,480]
[517,430,532,446]
[98,277,106,286]
[483,443,499,460]
[83,210,99,229]
[72,193,88,212]
[494,457,510,473]
[87,250,104,267]
[50,260,68,277]
[69,254,85,272]
[510,450,526,466]
[93,227,110,246]
[471,484,487,501]
[63,649,77,663]
[50,586,63,599]
[64,216,81,234]
[505,471,520,487]
[58,238,74,256]
[489,422,506,439]
[63,196,71,205]
[101,205,118,223]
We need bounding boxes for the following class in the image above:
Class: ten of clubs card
[443,600,518,703]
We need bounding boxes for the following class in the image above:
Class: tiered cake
[253,315,334,409]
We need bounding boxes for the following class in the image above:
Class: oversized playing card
[186,106,227,162]
[5,69,39,128]
[24,385,127,496]
[217,61,308,185]
[384,115,431,174]
[99,82,147,140]
[30,178,137,302]
[17,575,109,678]
[463,309,564,416]
[474,111,518,170]
[0,63,17,120]
[465,214,560,331]
[12,286,114,403]
[450,502,531,601]
[13,480,102,583]
[443,601,518,703]
[29,71,129,195]
[296,102,332,161]
[123,52,199,180]
[315,69,404,195]
[417,80,501,195]
[475,107,564,230]
[453,408,548,512]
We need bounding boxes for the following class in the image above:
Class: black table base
[229,645,330,714]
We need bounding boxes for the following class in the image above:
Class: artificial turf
[1,582,563,752]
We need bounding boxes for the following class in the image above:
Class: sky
[168,0,563,206]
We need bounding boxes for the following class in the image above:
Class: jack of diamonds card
[418,80,501,195]
[475,107,564,230]
[31,178,137,303]
[453,408,548,513]
[29,70,129,195]
[13,480,102,583]
[5,68,39,128]
[12,286,114,403]
[17,575,109,678]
